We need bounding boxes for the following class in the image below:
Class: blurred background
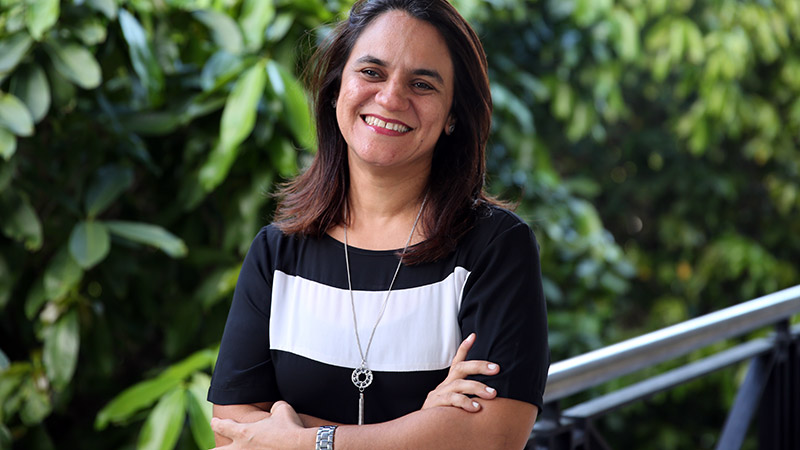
[0,0,798,448]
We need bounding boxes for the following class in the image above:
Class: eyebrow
[355,55,444,85]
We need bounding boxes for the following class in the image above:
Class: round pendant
[351,366,373,391]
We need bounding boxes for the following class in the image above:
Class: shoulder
[469,204,537,246]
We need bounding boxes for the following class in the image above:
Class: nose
[375,79,409,111]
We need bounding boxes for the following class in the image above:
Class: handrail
[544,284,800,403]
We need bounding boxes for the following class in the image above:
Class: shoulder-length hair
[273,0,494,264]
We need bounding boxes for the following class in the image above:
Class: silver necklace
[343,195,427,425]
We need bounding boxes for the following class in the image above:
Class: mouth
[362,115,412,133]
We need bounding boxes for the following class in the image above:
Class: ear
[444,115,457,135]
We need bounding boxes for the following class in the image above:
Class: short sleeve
[208,228,281,405]
[458,221,550,412]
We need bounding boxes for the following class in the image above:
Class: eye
[361,69,380,78]
[413,81,435,91]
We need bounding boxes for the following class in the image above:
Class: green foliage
[0,0,797,449]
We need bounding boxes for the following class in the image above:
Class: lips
[361,115,412,133]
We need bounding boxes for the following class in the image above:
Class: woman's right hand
[421,333,499,413]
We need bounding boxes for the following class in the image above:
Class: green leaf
[198,60,266,191]
[137,387,185,450]
[239,0,275,51]
[26,0,60,41]
[0,255,12,310]
[192,10,244,55]
[43,247,83,302]
[266,60,315,150]
[0,33,33,74]
[200,50,244,92]
[85,165,134,217]
[118,9,164,104]
[25,278,46,320]
[186,373,214,450]
[19,377,51,425]
[268,137,298,177]
[73,17,108,46]
[68,221,111,269]
[45,40,102,89]
[43,309,80,391]
[95,377,181,430]
[0,127,16,160]
[0,189,43,250]
[87,0,118,19]
[9,63,51,123]
[95,348,215,430]
[105,221,187,258]
[0,424,11,450]
[0,91,34,136]
[0,346,9,370]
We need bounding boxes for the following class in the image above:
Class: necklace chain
[343,194,428,367]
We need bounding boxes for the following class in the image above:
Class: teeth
[364,115,410,132]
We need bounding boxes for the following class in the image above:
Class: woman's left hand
[211,401,308,449]
[422,333,500,413]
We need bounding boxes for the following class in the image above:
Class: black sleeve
[207,228,281,405]
[458,222,550,412]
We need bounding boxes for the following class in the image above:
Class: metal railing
[529,284,800,449]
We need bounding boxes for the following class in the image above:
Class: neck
[337,161,430,250]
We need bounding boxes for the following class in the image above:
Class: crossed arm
[211,334,539,450]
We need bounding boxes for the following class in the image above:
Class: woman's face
[335,10,455,174]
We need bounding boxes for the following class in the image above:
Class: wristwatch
[315,425,337,450]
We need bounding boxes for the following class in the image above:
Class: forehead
[347,10,454,82]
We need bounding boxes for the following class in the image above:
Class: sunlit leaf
[69,221,111,269]
[119,9,164,104]
[192,9,244,55]
[200,50,244,92]
[45,40,102,89]
[85,165,134,217]
[0,91,34,136]
[43,309,80,391]
[10,63,51,123]
[26,0,59,41]
[199,60,266,191]
[43,247,83,301]
[0,127,16,160]
[0,33,33,74]
[73,17,108,46]
[95,377,181,430]
[87,0,118,19]
[239,0,275,51]
[105,221,187,258]
[95,348,215,430]
[137,387,185,450]
[266,60,315,150]
[186,373,214,450]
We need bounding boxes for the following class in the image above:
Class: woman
[207,0,549,448]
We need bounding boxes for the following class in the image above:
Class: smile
[362,115,412,133]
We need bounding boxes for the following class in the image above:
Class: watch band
[315,425,337,450]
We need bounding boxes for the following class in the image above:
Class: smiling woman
[206,1,549,449]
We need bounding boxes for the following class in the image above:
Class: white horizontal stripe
[270,268,470,372]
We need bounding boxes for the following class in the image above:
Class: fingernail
[467,333,475,341]
[488,363,498,370]
[485,386,495,394]
[472,401,480,409]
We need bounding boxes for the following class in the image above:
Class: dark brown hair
[274,0,494,264]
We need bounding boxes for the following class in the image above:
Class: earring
[331,99,337,109]
[448,124,455,134]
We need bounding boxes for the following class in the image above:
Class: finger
[451,333,476,366]
[210,417,241,439]
[442,379,499,399]
[447,360,500,380]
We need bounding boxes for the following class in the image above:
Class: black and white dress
[207,205,550,424]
